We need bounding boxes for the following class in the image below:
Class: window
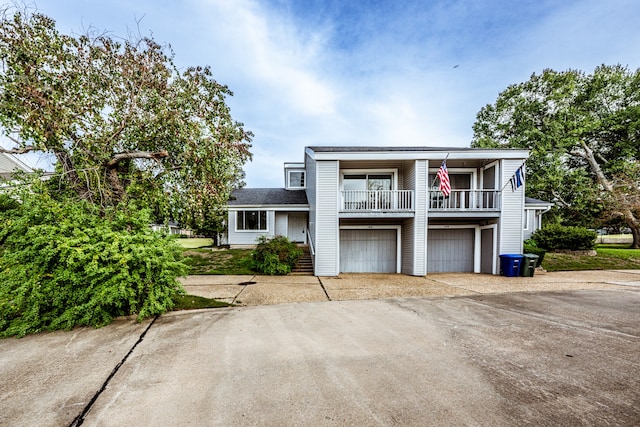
[428,173,471,190]
[342,174,393,210]
[237,210,267,231]
[288,171,305,188]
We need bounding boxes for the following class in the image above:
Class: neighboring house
[0,152,32,183]
[523,197,553,241]
[150,222,194,237]
[227,146,551,276]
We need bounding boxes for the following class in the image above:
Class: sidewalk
[179,269,640,306]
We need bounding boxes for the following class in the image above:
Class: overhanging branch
[106,150,169,168]
[0,145,40,154]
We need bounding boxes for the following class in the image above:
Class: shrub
[523,239,546,266]
[530,224,597,251]
[0,192,187,337]
[251,235,302,275]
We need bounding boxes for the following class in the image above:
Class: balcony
[429,189,501,213]
[341,190,414,216]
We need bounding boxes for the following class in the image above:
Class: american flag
[437,160,451,197]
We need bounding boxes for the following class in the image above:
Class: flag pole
[430,153,450,188]
[500,161,527,192]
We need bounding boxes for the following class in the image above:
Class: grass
[542,244,640,272]
[176,238,214,249]
[182,248,254,275]
[172,294,232,310]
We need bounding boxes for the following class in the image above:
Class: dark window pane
[237,211,244,229]
[289,171,305,187]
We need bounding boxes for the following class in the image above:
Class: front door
[287,213,307,243]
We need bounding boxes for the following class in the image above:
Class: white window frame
[236,210,268,232]
[523,209,531,231]
[340,169,398,190]
[287,170,306,189]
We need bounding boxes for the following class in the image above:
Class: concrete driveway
[1,271,639,426]
[179,269,640,305]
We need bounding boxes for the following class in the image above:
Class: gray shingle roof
[229,188,308,206]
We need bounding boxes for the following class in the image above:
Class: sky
[12,0,640,187]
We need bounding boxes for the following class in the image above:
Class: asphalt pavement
[1,270,639,426]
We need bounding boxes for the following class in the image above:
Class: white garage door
[340,229,397,273]
[427,229,474,273]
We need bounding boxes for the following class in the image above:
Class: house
[523,197,553,241]
[227,146,550,276]
[0,152,32,182]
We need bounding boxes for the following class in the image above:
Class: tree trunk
[54,150,92,202]
[626,211,640,249]
[576,141,640,248]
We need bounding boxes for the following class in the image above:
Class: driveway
[1,271,639,426]
[179,269,640,305]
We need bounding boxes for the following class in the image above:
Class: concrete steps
[290,246,314,275]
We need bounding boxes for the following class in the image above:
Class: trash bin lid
[523,253,539,259]
[499,254,523,259]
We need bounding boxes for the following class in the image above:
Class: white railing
[341,190,414,212]
[429,189,501,211]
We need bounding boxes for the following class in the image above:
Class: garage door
[340,229,397,273]
[427,229,474,273]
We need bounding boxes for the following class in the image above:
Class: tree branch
[105,150,169,168]
[0,145,40,154]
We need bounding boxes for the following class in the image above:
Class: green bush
[251,235,302,275]
[523,240,547,266]
[0,192,187,337]
[530,224,597,251]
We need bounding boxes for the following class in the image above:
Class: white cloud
[18,0,640,188]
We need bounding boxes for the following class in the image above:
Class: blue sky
[22,0,640,186]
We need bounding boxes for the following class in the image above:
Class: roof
[0,153,32,180]
[307,146,481,153]
[305,145,529,161]
[525,197,553,206]
[229,188,308,206]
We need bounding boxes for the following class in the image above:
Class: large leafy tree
[0,9,252,229]
[472,65,640,248]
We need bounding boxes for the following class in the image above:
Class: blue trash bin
[499,254,523,277]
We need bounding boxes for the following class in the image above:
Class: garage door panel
[340,229,396,273]
[427,229,474,273]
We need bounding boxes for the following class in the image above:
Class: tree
[472,65,640,248]
[0,8,252,228]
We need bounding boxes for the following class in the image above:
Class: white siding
[413,160,428,275]
[227,210,275,246]
[275,212,287,236]
[314,160,339,276]
[499,159,526,255]
[305,152,317,251]
[401,161,416,274]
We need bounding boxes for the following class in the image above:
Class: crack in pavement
[231,274,256,304]
[317,277,332,301]
[69,316,158,426]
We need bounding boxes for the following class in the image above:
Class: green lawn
[542,244,640,271]
[174,247,252,311]
[172,294,232,310]
[182,248,254,275]
[176,238,214,249]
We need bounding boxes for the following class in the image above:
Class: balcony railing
[341,190,414,212]
[429,189,501,211]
